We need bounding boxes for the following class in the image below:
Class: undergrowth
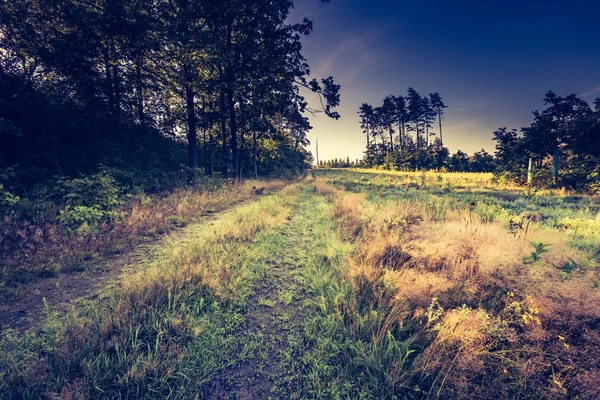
[2,172,599,399]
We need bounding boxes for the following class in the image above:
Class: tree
[421,96,436,148]
[406,87,423,149]
[394,95,408,151]
[381,96,396,152]
[356,88,455,171]
[429,93,447,145]
[522,91,592,184]
[358,103,374,153]
[470,149,496,172]
[493,127,520,164]
[0,0,341,192]
[448,150,469,172]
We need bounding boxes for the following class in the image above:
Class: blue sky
[289,0,600,162]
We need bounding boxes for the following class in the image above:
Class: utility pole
[316,138,319,169]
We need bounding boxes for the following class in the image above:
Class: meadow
[1,169,600,399]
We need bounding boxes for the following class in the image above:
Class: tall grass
[309,175,600,399]
[317,169,600,260]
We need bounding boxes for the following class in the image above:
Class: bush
[56,171,125,233]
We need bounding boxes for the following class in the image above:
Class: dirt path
[205,186,329,399]
[0,196,268,334]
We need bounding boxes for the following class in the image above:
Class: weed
[522,239,551,264]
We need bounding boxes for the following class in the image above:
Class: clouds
[313,31,389,83]
[579,86,600,98]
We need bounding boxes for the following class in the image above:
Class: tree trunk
[219,87,229,177]
[253,129,258,178]
[103,47,114,113]
[112,63,120,116]
[226,82,238,182]
[397,120,403,152]
[201,98,209,176]
[389,127,394,152]
[527,156,533,185]
[415,119,420,149]
[225,20,238,182]
[238,102,246,183]
[239,128,244,182]
[366,120,370,151]
[401,122,406,151]
[136,61,144,125]
[185,85,197,184]
[209,129,214,177]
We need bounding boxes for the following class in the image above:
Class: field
[2,169,600,399]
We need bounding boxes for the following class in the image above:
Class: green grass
[2,172,600,399]
[316,169,600,259]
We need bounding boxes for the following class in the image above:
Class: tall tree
[393,95,407,151]
[406,87,423,149]
[358,103,374,152]
[381,96,396,152]
[421,96,436,148]
[429,92,447,146]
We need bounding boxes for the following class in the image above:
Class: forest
[0,0,340,288]
[0,0,340,191]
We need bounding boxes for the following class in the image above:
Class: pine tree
[429,93,447,145]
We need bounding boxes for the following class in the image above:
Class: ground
[1,169,600,399]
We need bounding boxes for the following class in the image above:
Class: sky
[288,0,600,163]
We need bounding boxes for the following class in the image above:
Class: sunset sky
[289,0,600,162]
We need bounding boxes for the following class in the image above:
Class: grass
[317,169,600,260]
[1,170,600,399]
[0,190,294,398]
[307,170,600,399]
[0,179,288,302]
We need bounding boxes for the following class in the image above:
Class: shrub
[56,171,125,233]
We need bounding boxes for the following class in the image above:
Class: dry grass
[124,193,292,304]
[351,168,497,189]
[320,178,600,398]
[312,177,340,200]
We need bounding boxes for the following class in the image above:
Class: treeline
[356,88,496,172]
[359,88,447,154]
[319,148,496,173]
[356,89,600,190]
[0,0,340,199]
[493,92,600,192]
